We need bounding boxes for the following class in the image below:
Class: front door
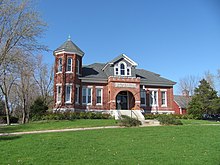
[116,91,128,110]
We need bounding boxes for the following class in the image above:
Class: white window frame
[149,89,158,107]
[57,58,62,73]
[161,90,167,107]
[56,84,62,103]
[82,86,93,105]
[66,57,72,73]
[76,59,80,75]
[114,61,132,76]
[65,84,72,103]
[96,87,103,105]
[75,85,80,104]
[140,89,146,106]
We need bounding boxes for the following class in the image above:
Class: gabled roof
[80,62,175,86]
[174,95,191,109]
[54,39,84,56]
[136,69,176,86]
[102,54,138,70]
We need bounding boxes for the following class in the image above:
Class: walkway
[0,122,161,136]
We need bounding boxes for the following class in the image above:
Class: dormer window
[114,61,131,76]
[120,63,125,75]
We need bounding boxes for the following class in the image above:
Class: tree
[30,97,48,119]
[0,0,47,125]
[188,79,220,118]
[33,55,53,107]
[178,75,200,96]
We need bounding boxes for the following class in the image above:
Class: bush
[30,97,48,119]
[0,116,19,124]
[33,112,112,121]
[157,115,183,125]
[117,115,142,127]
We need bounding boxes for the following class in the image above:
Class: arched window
[120,63,125,75]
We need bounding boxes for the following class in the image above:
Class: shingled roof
[54,39,84,56]
[174,95,191,109]
[136,69,176,86]
[81,62,176,86]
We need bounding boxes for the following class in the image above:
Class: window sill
[65,102,72,104]
[65,71,73,74]
[161,105,167,107]
[56,72,62,74]
[96,104,102,106]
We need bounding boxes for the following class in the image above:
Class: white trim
[160,89,167,91]
[75,84,80,104]
[149,90,158,107]
[56,85,62,104]
[54,50,84,57]
[95,86,103,89]
[56,83,62,86]
[76,59,80,74]
[148,88,159,91]
[161,91,167,107]
[82,87,93,105]
[66,57,72,72]
[96,88,103,105]
[122,54,138,66]
[65,85,72,103]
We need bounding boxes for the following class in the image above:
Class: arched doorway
[116,91,135,110]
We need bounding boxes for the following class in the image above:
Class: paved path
[0,126,123,136]
[0,122,161,136]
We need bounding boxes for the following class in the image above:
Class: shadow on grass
[0,135,21,141]
[0,125,31,133]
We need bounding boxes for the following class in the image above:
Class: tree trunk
[4,98,10,125]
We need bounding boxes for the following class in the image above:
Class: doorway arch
[116,91,135,110]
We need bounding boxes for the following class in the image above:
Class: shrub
[117,115,142,127]
[30,97,48,119]
[157,115,183,125]
[0,116,19,124]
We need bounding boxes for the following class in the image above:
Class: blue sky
[37,0,220,94]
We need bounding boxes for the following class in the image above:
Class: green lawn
[0,125,219,165]
[181,119,220,125]
[0,119,117,133]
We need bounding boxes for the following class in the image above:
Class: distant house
[53,38,176,114]
[173,90,191,114]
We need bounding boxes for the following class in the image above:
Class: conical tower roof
[54,37,84,56]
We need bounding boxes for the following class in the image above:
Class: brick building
[53,38,176,114]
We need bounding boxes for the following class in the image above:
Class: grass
[181,119,220,125]
[0,119,117,133]
[0,125,220,165]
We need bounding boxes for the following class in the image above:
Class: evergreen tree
[30,97,48,118]
[188,79,220,118]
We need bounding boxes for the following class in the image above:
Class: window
[120,63,125,75]
[115,67,119,75]
[58,58,62,72]
[75,85,80,104]
[161,91,167,107]
[96,88,103,105]
[65,85,72,103]
[66,57,72,72]
[57,85,62,103]
[140,89,146,105]
[76,59,80,74]
[127,68,131,76]
[114,62,131,76]
[149,90,158,106]
[82,87,92,105]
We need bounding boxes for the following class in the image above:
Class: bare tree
[204,70,215,89]
[33,55,53,106]
[178,75,200,96]
[0,0,47,124]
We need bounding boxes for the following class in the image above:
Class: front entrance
[116,91,135,110]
